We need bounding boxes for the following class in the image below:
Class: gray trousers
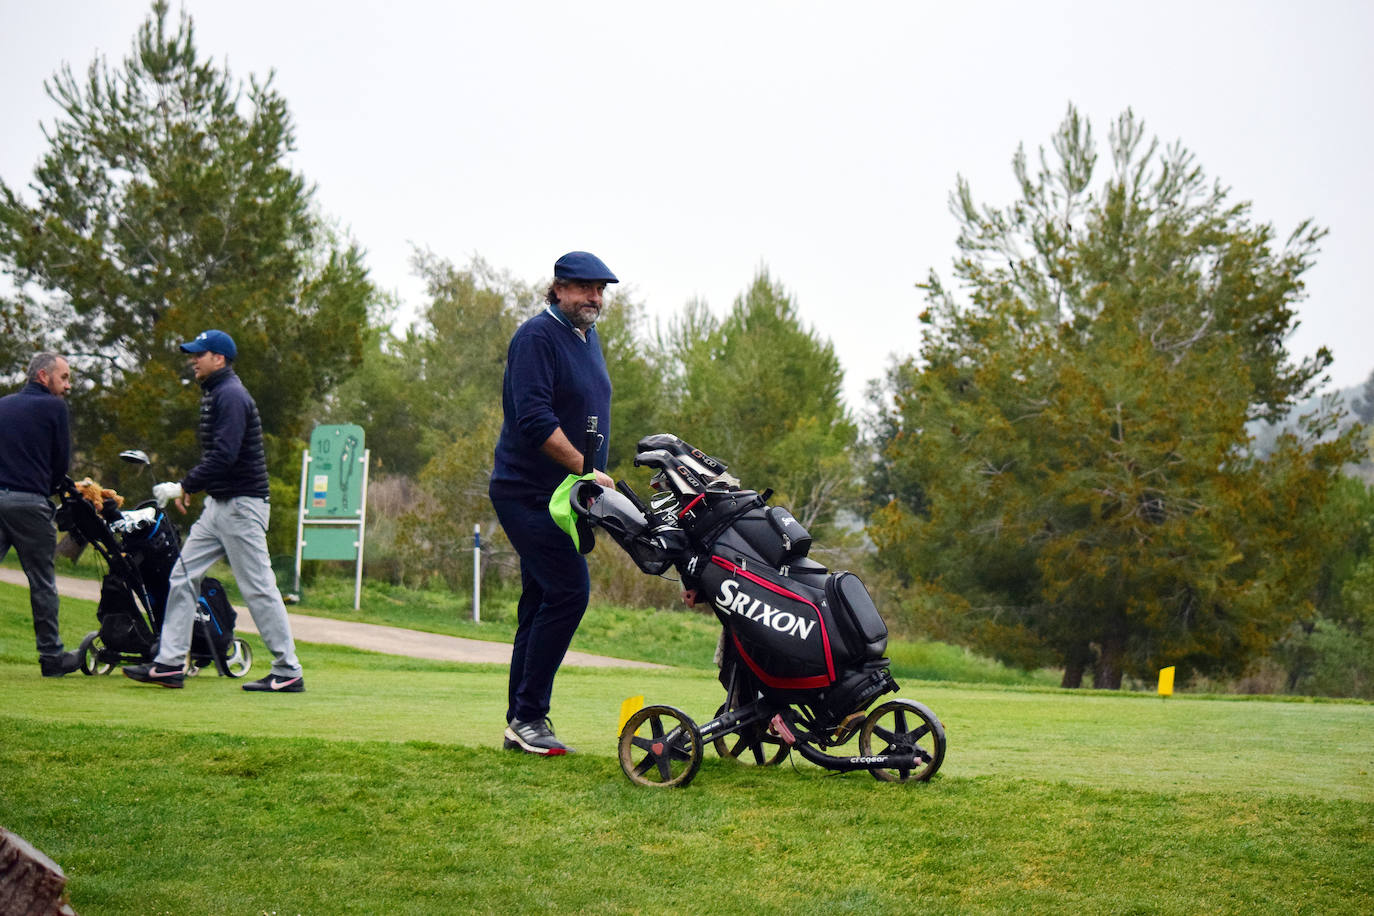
[155,495,301,676]
[0,489,63,659]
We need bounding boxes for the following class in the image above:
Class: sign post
[294,423,369,610]
[472,523,481,623]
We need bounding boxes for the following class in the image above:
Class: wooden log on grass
[0,828,77,915]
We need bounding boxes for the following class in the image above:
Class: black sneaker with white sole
[122,662,186,688]
[503,717,572,756]
[242,673,306,692]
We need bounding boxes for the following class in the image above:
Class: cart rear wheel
[858,699,946,783]
[618,705,703,788]
[224,638,253,678]
[77,631,114,676]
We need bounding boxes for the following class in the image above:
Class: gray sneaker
[503,718,572,756]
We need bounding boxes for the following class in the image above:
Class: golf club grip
[582,416,598,476]
[616,480,649,513]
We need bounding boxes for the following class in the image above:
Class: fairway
[3,583,1372,913]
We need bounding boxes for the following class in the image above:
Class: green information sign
[292,423,371,609]
[302,526,361,561]
[305,424,365,520]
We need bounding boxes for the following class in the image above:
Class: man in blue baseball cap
[489,251,618,755]
[123,329,305,692]
[177,328,237,361]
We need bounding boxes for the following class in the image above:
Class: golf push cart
[568,425,946,788]
[54,448,252,679]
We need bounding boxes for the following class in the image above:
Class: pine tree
[869,105,1362,688]
[664,270,858,531]
[0,1,373,491]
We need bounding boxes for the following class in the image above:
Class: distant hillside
[1249,372,1374,482]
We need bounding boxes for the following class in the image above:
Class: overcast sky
[3,0,1371,412]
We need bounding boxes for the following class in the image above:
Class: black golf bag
[55,478,251,677]
[572,433,945,787]
[574,434,892,717]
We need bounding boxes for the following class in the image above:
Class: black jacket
[0,381,70,496]
[180,367,270,500]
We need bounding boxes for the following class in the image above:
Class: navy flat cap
[554,251,618,283]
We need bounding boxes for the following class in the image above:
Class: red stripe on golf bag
[708,556,836,689]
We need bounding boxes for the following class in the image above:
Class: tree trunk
[1060,643,1095,688]
[0,829,77,915]
[1093,636,1125,690]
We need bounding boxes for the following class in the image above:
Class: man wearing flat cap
[490,251,619,755]
[123,329,304,692]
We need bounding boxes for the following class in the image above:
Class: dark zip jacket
[0,381,70,496]
[180,367,270,500]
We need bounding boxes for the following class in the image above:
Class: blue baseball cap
[179,329,237,360]
[554,251,618,283]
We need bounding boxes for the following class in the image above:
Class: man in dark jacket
[490,251,618,755]
[123,330,303,691]
[0,352,80,677]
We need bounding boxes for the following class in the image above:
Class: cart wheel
[618,705,703,788]
[859,699,946,783]
[711,705,789,766]
[77,631,114,676]
[224,638,253,678]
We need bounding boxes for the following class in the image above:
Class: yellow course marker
[618,695,644,732]
[1158,666,1175,698]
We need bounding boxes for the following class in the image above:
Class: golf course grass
[2,581,1370,914]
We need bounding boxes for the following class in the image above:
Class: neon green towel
[549,472,597,551]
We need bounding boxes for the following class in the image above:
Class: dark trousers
[0,490,63,659]
[491,493,590,724]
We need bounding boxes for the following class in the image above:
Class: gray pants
[156,496,301,676]
[0,489,63,660]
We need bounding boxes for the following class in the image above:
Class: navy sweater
[490,309,612,501]
[0,381,70,496]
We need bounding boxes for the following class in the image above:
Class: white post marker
[472,523,481,623]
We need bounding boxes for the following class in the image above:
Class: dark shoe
[40,651,82,678]
[503,717,571,756]
[242,673,305,693]
[123,662,185,688]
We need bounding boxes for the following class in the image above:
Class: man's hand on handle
[540,427,614,489]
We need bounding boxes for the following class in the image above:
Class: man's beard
[561,302,599,331]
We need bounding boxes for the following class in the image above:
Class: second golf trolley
[55,450,252,679]
[570,430,947,788]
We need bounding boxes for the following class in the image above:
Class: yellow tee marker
[618,695,645,732]
[1158,666,1175,697]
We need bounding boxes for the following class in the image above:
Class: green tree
[0,0,373,506]
[1269,472,1374,698]
[869,105,1362,688]
[361,254,528,588]
[661,271,858,532]
[597,294,668,476]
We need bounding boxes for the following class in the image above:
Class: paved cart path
[0,568,663,670]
